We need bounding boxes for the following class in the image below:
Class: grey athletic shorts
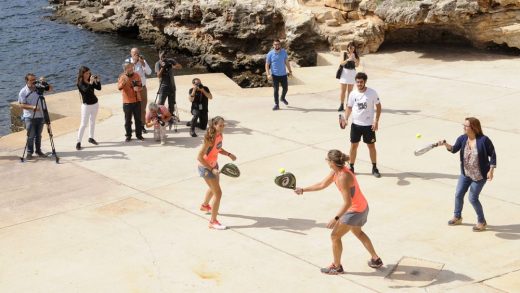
[340,206,369,226]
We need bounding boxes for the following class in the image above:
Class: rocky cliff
[50,0,520,86]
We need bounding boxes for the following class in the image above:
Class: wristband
[334,216,339,221]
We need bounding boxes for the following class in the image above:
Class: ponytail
[327,149,349,167]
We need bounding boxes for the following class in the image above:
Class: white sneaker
[209,220,227,230]
[161,140,166,145]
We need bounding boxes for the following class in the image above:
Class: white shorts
[339,68,356,85]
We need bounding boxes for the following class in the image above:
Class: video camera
[34,80,50,95]
[131,80,141,87]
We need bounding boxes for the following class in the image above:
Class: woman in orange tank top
[294,149,382,275]
[197,116,236,230]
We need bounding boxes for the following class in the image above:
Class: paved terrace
[0,49,519,292]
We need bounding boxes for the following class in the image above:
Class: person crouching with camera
[187,78,212,137]
[76,66,101,150]
[118,62,144,142]
[18,73,53,160]
[145,102,171,145]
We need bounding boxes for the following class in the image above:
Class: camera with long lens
[131,80,140,87]
[197,83,204,89]
[163,58,177,70]
[34,80,50,95]
[156,113,165,126]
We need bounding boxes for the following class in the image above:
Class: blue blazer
[450,134,497,178]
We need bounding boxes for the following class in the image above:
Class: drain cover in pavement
[387,257,445,287]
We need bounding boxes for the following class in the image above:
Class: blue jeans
[272,75,288,105]
[454,174,486,223]
[24,117,44,154]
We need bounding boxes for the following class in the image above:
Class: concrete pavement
[1,48,519,292]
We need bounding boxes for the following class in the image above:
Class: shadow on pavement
[282,106,339,113]
[56,150,128,161]
[220,213,327,235]
[487,224,520,240]
[382,108,421,115]
[354,172,459,185]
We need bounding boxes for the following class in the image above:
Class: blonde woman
[197,116,237,230]
[338,42,360,111]
[295,150,382,274]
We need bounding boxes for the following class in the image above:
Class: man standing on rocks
[341,72,382,178]
[155,51,182,124]
[265,39,292,111]
[125,47,152,134]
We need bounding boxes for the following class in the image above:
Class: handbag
[335,65,343,79]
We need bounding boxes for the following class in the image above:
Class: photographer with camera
[18,73,53,160]
[145,102,171,145]
[124,47,152,134]
[118,62,144,142]
[154,51,182,120]
[75,66,101,150]
[187,78,212,137]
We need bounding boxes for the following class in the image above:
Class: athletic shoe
[200,204,211,213]
[472,222,487,232]
[88,138,98,145]
[368,258,383,268]
[25,153,34,160]
[190,130,197,137]
[338,103,344,112]
[76,142,81,150]
[372,168,381,178]
[209,220,227,230]
[142,127,148,134]
[136,136,145,141]
[320,263,344,275]
[161,140,166,145]
[281,98,289,105]
[36,150,48,158]
[125,137,131,142]
[272,104,279,111]
[448,217,462,226]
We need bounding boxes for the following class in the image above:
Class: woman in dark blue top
[76,66,101,150]
[440,117,496,232]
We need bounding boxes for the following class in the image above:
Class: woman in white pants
[76,66,101,150]
[338,42,360,112]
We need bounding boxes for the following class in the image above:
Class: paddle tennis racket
[220,163,240,178]
[414,140,445,156]
[274,171,296,189]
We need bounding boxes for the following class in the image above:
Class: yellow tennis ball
[416,133,422,139]
[279,168,285,174]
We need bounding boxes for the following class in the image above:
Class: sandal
[472,222,487,232]
[448,217,462,226]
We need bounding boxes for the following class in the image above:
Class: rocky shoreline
[49,0,519,88]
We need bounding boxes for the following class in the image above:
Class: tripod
[20,93,59,163]
[154,68,179,132]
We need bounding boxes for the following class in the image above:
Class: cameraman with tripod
[145,102,171,145]
[155,51,182,127]
[187,78,212,137]
[18,73,53,160]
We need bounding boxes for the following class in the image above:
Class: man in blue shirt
[265,40,292,111]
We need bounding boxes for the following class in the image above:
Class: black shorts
[350,123,376,144]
